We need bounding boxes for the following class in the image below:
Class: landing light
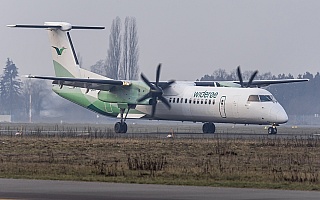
[122,81,131,86]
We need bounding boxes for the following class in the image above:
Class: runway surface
[0,178,319,200]
[1,122,320,139]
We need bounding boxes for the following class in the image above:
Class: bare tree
[105,17,122,79]
[22,79,49,120]
[121,17,139,80]
[90,59,106,76]
[121,17,129,79]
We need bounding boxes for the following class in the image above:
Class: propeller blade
[236,66,244,87]
[247,70,258,87]
[161,80,175,90]
[139,63,172,118]
[158,95,171,109]
[156,64,161,86]
[151,100,157,117]
[141,73,156,90]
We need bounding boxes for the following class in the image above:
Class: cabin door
[219,96,227,118]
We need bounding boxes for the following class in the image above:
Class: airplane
[7,22,309,134]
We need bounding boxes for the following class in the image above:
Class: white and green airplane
[8,22,308,134]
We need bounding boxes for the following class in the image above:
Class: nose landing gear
[268,124,278,134]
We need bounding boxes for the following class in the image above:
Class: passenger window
[248,95,259,102]
[173,98,175,103]
[181,98,183,103]
[169,98,172,103]
[197,99,199,104]
[185,99,188,103]
[212,99,215,105]
[177,98,179,103]
[201,99,203,104]
[193,99,196,104]
[208,99,211,104]
[205,99,207,104]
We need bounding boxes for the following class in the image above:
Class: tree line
[0,58,48,121]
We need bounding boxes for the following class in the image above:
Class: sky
[1,0,320,81]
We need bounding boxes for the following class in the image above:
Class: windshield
[247,95,277,102]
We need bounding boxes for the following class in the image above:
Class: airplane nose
[270,104,288,124]
[276,110,288,123]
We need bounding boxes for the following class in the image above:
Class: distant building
[0,115,11,122]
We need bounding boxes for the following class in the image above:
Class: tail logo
[52,46,67,56]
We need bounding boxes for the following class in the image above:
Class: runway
[0,178,319,200]
[1,122,320,139]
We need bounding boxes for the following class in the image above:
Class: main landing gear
[202,122,215,134]
[114,106,135,133]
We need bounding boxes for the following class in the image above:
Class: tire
[121,122,128,133]
[273,127,277,134]
[202,122,215,134]
[114,122,122,133]
[209,123,216,134]
[202,123,209,133]
[268,127,277,134]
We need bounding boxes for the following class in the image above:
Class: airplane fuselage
[53,81,288,126]
[136,82,288,125]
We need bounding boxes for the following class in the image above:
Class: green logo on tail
[52,46,66,56]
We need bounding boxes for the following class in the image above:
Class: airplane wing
[195,79,309,87]
[26,75,129,91]
[238,79,309,87]
[26,75,176,92]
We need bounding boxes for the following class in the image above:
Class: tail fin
[7,22,105,78]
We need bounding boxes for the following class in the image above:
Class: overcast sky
[1,0,320,81]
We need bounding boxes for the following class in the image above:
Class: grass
[0,133,320,191]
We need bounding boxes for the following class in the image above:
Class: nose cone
[270,104,288,124]
[276,109,288,123]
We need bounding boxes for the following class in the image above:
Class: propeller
[236,66,258,88]
[138,64,175,117]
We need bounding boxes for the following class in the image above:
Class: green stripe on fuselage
[52,85,144,118]
[52,85,118,117]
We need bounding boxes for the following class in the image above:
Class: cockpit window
[248,95,259,102]
[247,95,277,102]
[259,95,273,102]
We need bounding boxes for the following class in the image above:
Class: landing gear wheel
[202,122,215,134]
[122,122,128,133]
[114,122,122,133]
[114,122,128,133]
[268,127,277,134]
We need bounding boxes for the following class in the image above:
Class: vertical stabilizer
[46,22,80,77]
[7,22,105,78]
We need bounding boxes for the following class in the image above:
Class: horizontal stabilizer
[7,22,105,31]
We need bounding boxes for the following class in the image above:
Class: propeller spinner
[138,64,175,117]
